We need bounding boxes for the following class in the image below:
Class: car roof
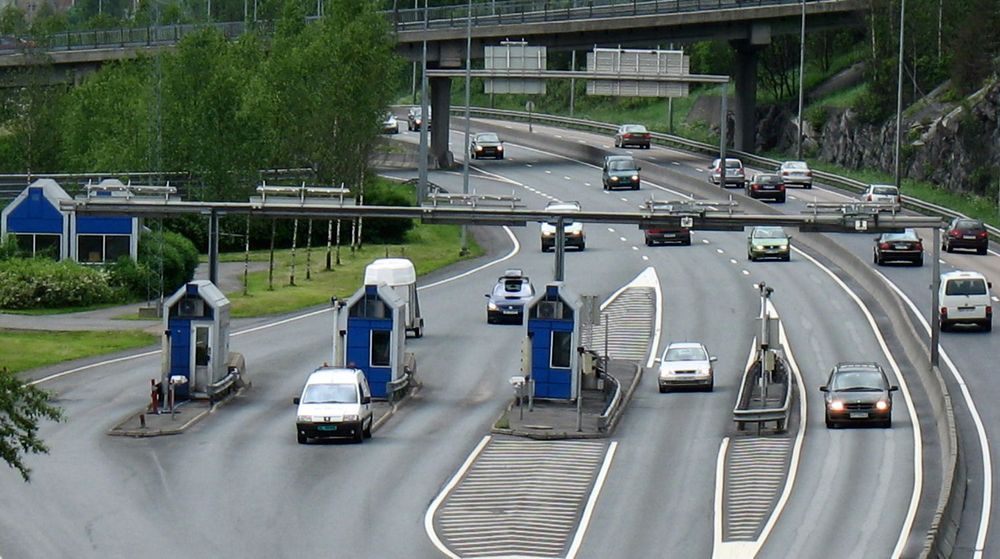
[545,200,581,211]
[666,341,705,350]
[782,160,808,166]
[307,368,362,384]
[868,184,898,190]
[880,228,918,238]
[833,362,882,372]
[941,270,988,281]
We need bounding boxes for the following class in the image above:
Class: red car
[614,124,651,149]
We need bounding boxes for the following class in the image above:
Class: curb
[602,364,644,435]
[372,380,422,434]
[107,386,246,437]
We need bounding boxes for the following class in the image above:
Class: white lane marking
[578,139,587,143]
[672,161,680,166]
[566,442,619,559]
[584,182,592,187]
[874,268,992,558]
[741,270,750,276]
[729,259,737,265]
[696,168,704,173]
[620,197,628,202]
[545,170,552,174]
[631,246,639,251]
[526,163,533,167]
[702,239,711,244]
[607,227,616,233]
[619,237,628,242]
[716,248,724,254]
[642,255,650,261]
[793,247,923,559]
[992,296,999,303]
[31,227,524,386]
[425,435,492,559]
[564,176,572,180]
[555,134,563,138]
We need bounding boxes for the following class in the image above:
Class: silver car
[777,160,812,189]
[709,158,746,188]
[860,184,901,208]
[657,341,717,392]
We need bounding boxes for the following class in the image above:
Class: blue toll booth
[333,283,406,399]
[526,282,582,400]
[71,179,139,264]
[162,280,233,400]
[0,179,72,260]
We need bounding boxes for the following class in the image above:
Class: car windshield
[830,370,884,391]
[945,278,988,296]
[872,186,898,196]
[955,219,984,231]
[503,279,526,293]
[725,159,742,169]
[753,227,786,239]
[302,383,357,404]
[624,125,647,133]
[610,161,637,171]
[756,175,781,184]
[477,133,499,142]
[784,161,807,170]
[664,346,707,361]
[882,230,917,241]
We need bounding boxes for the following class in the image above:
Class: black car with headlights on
[485,269,534,324]
[820,362,898,428]
[470,132,504,159]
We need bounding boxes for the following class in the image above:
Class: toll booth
[162,280,234,400]
[526,282,582,400]
[332,283,407,399]
[71,179,139,264]
[0,179,72,260]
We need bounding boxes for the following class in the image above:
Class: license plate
[763,185,775,190]
[895,244,909,249]
[958,306,975,311]
[850,412,868,419]
[318,425,338,432]
[964,235,976,240]
[662,233,676,238]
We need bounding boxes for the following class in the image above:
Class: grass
[221,222,482,318]
[0,330,157,374]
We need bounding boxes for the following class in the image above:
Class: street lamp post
[796,0,806,160]
[460,0,472,256]
[894,0,906,189]
[417,0,429,205]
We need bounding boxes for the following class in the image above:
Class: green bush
[361,180,415,244]
[137,230,199,296]
[105,256,155,299]
[0,233,18,261]
[0,258,117,309]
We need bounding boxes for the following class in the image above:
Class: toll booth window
[195,326,210,366]
[371,330,391,367]
[551,331,572,369]
[15,233,60,260]
[77,235,105,263]
[350,293,388,318]
[105,235,130,261]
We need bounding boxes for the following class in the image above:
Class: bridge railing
[452,106,1000,240]
[3,0,832,55]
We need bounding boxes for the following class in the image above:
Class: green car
[603,158,641,190]
[747,226,791,261]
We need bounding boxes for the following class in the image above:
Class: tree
[0,368,63,482]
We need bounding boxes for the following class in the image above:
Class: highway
[1,115,995,558]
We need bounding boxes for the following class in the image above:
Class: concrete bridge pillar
[731,40,763,153]
[430,76,453,168]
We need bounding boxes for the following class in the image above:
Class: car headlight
[611,176,619,181]
[487,302,498,310]
[778,245,788,250]
[475,145,483,151]
[343,414,359,422]
[297,415,320,423]
[568,230,582,236]
[631,175,639,181]
[415,119,422,125]
[829,400,844,411]
[875,400,889,411]
[496,145,503,151]
[542,230,555,237]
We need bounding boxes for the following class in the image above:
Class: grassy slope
[0,330,157,373]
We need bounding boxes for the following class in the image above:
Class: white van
[364,258,423,337]
[939,271,993,332]
[294,367,373,444]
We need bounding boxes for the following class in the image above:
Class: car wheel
[805,183,812,189]
[297,432,307,444]
[363,418,373,439]
[945,241,954,253]
[683,239,691,246]
[881,418,892,429]
[782,254,791,262]
[825,416,836,429]
[579,242,586,251]
[985,320,993,332]
[748,252,755,262]
[978,246,988,255]
[777,195,786,203]
[354,427,364,444]
[659,385,670,394]
[706,381,714,392]
[498,154,504,160]
[645,238,653,246]
[914,256,923,266]
[940,320,950,332]
[633,185,640,191]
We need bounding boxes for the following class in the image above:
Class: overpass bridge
[0,0,864,162]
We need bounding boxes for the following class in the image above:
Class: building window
[551,331,572,369]
[77,234,130,263]
[14,233,61,260]
[371,330,391,367]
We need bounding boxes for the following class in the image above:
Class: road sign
[586,48,690,98]
[485,42,546,95]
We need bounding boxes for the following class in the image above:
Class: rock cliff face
[808,80,1000,196]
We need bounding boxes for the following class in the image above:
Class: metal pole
[243,214,250,296]
[411,0,418,103]
[460,0,472,257]
[417,0,429,205]
[719,81,728,186]
[554,216,565,281]
[796,0,806,160]
[209,209,219,286]
[576,360,583,432]
[931,226,941,366]
[569,50,576,117]
[894,0,906,189]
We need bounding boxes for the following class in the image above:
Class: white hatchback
[657,342,717,392]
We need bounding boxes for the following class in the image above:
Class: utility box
[364,258,424,338]
[333,283,410,399]
[525,282,582,400]
[162,280,243,400]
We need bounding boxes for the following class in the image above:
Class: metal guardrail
[0,0,849,56]
[733,354,792,433]
[455,106,1000,240]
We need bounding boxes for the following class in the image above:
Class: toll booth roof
[364,258,416,287]
[345,282,406,313]
[164,280,230,310]
[535,281,583,309]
